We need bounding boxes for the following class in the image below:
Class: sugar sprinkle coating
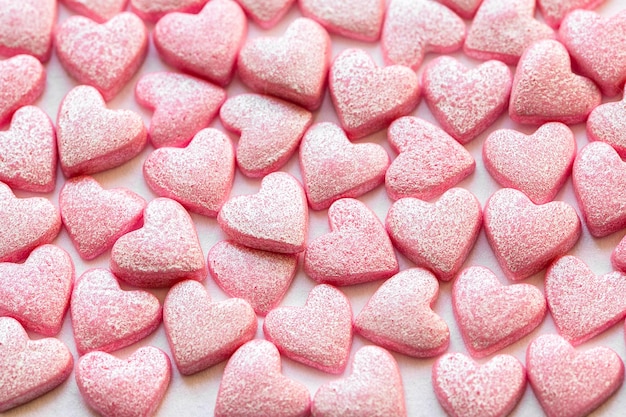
[539,0,606,28]
[61,0,129,23]
[437,0,483,19]
[0,0,56,61]
[131,0,208,22]
[587,90,626,158]
[0,54,45,126]
[235,0,295,29]
[613,236,626,273]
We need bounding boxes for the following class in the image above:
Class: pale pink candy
[76,347,171,417]
[143,128,235,217]
[305,198,398,286]
[0,317,73,413]
[131,0,208,22]
[61,0,128,22]
[483,122,577,205]
[153,0,247,86]
[437,0,483,19]
[484,188,581,281]
[453,266,546,358]
[135,72,226,148]
[422,56,512,144]
[510,39,601,125]
[382,0,465,70]
[55,13,148,101]
[238,18,330,110]
[385,117,475,201]
[539,0,605,28]
[432,353,526,417]
[329,48,421,140]
[220,94,312,178]
[354,268,450,358]
[613,237,626,272]
[311,345,407,417]
[163,280,256,375]
[0,182,61,263]
[0,55,45,126]
[110,198,207,288]
[587,92,626,158]
[218,172,308,254]
[527,334,624,417]
[0,0,55,61]
[299,123,389,210]
[215,340,310,417]
[208,240,297,316]
[263,284,352,374]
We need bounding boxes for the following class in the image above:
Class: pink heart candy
[311,345,407,417]
[153,0,247,86]
[131,0,208,22]
[354,268,450,358]
[218,172,308,254]
[527,334,624,417]
[110,198,207,288]
[299,0,385,41]
[55,12,148,101]
[305,198,398,286]
[299,122,389,210]
[329,48,421,140]
[453,266,546,358]
[237,17,330,111]
[613,236,626,273]
[143,128,235,217]
[208,240,297,316]
[381,0,465,70]
[483,122,577,205]
[422,56,512,144]
[220,94,312,178]
[76,346,171,417]
[437,0,483,19]
[61,0,128,23]
[0,55,45,126]
[0,317,73,413]
[432,353,526,417]
[509,39,601,125]
[263,284,352,374]
[135,72,226,148]
[163,280,256,375]
[539,0,605,28]
[587,92,626,158]
[215,339,310,417]
[484,188,581,281]
[0,0,55,61]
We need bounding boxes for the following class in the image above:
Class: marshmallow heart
[163,280,256,375]
[220,94,312,178]
[110,198,207,288]
[299,0,385,41]
[385,117,475,201]
[218,172,308,254]
[131,0,208,22]
[539,0,605,28]
[0,0,55,61]
[483,122,577,205]
[299,122,389,210]
[76,347,171,417]
[453,266,547,358]
[484,188,581,281]
[354,268,450,358]
[135,72,226,148]
[263,284,352,374]
[61,0,128,22]
[311,346,407,417]
[0,182,61,263]
[381,0,465,70]
[304,198,398,286]
[143,128,235,217]
[329,48,421,140]
[0,55,45,126]
[422,56,512,144]
[55,13,148,101]
[432,353,526,417]
[56,85,147,177]
[587,92,626,158]
[0,317,73,413]
[214,340,310,417]
[527,334,624,417]
[437,0,483,19]
[153,0,246,86]
[509,39,602,125]
[237,17,330,110]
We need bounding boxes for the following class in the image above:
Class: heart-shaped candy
[0,55,45,126]
[437,0,483,19]
[299,0,385,41]
[539,0,605,28]
[613,236,626,273]
[235,0,294,28]
[131,0,208,22]
[587,92,626,158]
[61,0,128,22]
[0,0,55,61]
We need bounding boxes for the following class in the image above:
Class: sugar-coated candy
[299,0,384,42]
[0,0,55,61]
[0,55,45,127]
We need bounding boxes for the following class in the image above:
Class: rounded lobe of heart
[263,284,353,374]
[214,339,310,417]
[61,0,129,23]
[483,122,576,205]
[220,93,312,178]
[432,353,526,417]
[329,48,421,140]
[235,0,295,29]
[0,54,46,126]
[587,95,626,158]
[612,236,626,273]
[354,268,450,358]
[437,0,483,19]
[299,122,389,210]
[527,334,624,417]
[422,56,512,144]
[311,345,407,417]
[538,0,605,28]
[131,0,209,22]
[0,0,55,61]
[484,188,581,281]
[453,266,546,358]
[0,317,73,413]
[304,198,398,286]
